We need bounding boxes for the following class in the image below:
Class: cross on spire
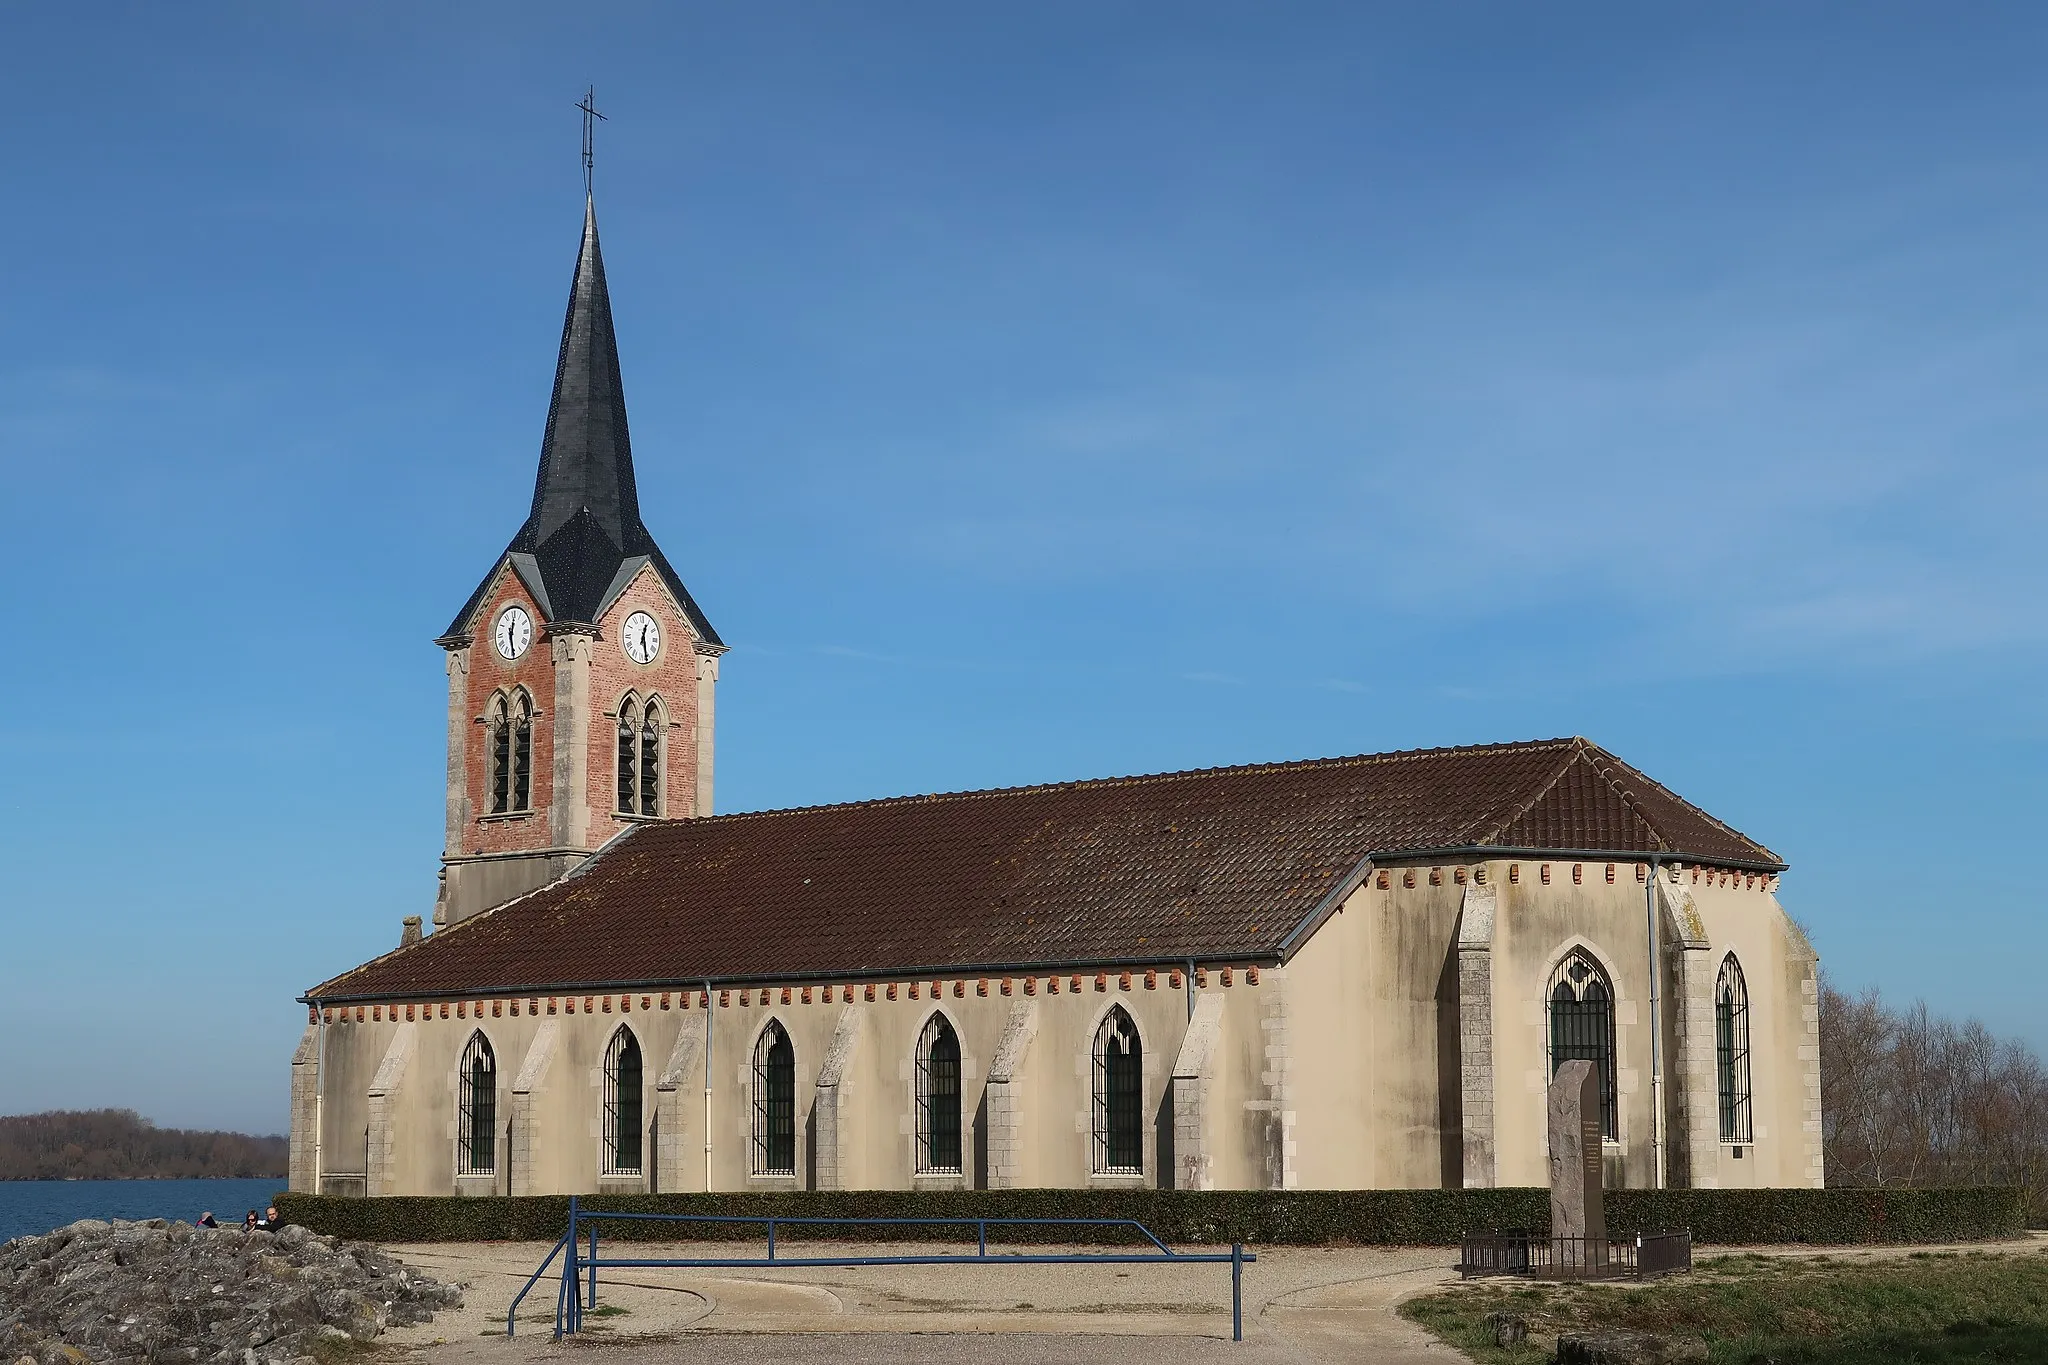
[576,86,607,197]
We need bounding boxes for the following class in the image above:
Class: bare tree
[1820,975,2048,1222]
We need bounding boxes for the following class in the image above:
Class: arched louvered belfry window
[915,1014,962,1174]
[638,697,662,816]
[1716,953,1753,1143]
[1548,952,1619,1140]
[488,693,512,814]
[615,697,639,814]
[457,1031,496,1175]
[510,690,534,813]
[751,1021,796,1176]
[1092,1006,1143,1174]
[603,1027,643,1175]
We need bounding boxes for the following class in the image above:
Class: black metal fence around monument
[1457,1228,1692,1281]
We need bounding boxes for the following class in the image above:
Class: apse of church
[293,192,1823,1199]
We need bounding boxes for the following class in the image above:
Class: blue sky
[1,4,2042,1134]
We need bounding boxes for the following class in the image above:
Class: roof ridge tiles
[691,736,1586,827]
[1444,736,1590,849]
[1578,746,1781,866]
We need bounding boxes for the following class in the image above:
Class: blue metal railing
[515,1197,1256,1342]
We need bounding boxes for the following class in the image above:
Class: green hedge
[274,1186,2025,1248]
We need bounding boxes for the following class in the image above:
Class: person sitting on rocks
[195,1211,218,1228]
[257,1205,283,1231]
[242,1210,259,1231]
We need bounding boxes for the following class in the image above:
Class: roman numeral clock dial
[623,611,661,664]
[494,606,533,661]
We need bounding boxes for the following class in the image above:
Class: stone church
[291,195,1823,1200]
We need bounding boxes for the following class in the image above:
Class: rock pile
[0,1218,462,1365]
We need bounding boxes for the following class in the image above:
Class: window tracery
[1091,1006,1143,1174]
[1716,953,1753,1143]
[602,1026,643,1175]
[751,1021,796,1176]
[1548,951,1619,1140]
[457,1031,496,1175]
[915,1014,962,1174]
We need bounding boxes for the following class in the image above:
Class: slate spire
[445,197,720,645]
[529,196,639,552]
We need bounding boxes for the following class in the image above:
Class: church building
[291,194,1823,1199]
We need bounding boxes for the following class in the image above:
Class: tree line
[0,1110,287,1180]
[1822,978,2048,1222]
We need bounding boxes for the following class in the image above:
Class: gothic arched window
[1091,1006,1143,1174]
[751,1021,796,1176]
[510,690,533,812]
[615,697,639,814]
[457,1031,496,1175]
[1716,953,1753,1143]
[639,698,662,816]
[488,694,512,814]
[603,1027,643,1175]
[1548,952,1619,1140]
[915,1014,962,1174]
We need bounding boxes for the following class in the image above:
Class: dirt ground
[379,1234,2048,1365]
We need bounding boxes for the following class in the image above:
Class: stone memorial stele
[1547,1059,1606,1265]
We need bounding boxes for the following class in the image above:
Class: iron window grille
[457,1031,496,1175]
[602,1027,643,1175]
[1548,954,1619,1141]
[915,1014,963,1174]
[1716,953,1753,1143]
[751,1022,796,1176]
[1091,1006,1143,1174]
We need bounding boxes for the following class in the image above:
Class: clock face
[494,606,533,661]
[622,610,662,665]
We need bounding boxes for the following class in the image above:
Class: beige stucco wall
[297,861,1817,1196]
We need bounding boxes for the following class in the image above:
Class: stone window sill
[477,811,537,824]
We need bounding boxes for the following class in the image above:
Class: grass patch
[585,1302,630,1318]
[1400,1247,2048,1363]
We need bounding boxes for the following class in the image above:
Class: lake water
[0,1179,287,1244]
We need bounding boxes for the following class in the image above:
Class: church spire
[443,193,720,646]
[528,196,639,552]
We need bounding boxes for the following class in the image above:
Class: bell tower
[433,193,723,926]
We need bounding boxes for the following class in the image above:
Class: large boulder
[0,1219,461,1365]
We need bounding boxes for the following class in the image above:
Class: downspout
[1646,857,1666,1190]
[312,1001,325,1195]
[1184,960,1196,1021]
[703,979,714,1192]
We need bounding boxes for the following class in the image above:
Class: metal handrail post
[1232,1243,1243,1342]
[587,1225,598,1309]
[504,1231,570,1338]
[977,1219,986,1257]
[767,1217,777,1261]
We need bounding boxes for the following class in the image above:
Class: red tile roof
[309,737,1781,1000]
